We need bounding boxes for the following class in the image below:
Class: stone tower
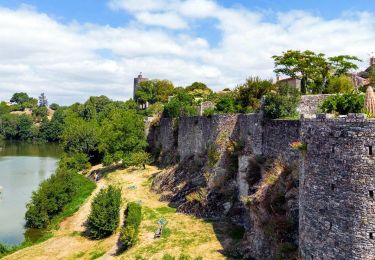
[133,72,148,100]
[299,115,375,259]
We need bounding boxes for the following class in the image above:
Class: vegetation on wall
[319,92,364,115]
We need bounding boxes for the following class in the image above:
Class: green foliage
[135,79,174,104]
[319,92,364,115]
[33,106,48,119]
[10,92,30,104]
[186,82,213,99]
[89,250,106,259]
[202,107,215,116]
[87,185,122,239]
[214,93,240,114]
[122,151,151,168]
[163,92,198,118]
[235,77,275,112]
[162,254,175,260]
[120,202,142,250]
[17,114,36,140]
[49,103,60,110]
[325,75,355,94]
[25,169,78,228]
[273,50,360,94]
[61,116,100,156]
[39,108,66,142]
[99,108,146,165]
[59,153,91,172]
[0,243,9,255]
[263,84,301,119]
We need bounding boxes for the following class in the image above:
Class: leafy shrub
[59,153,91,172]
[319,92,364,115]
[122,151,151,168]
[162,92,198,118]
[202,107,215,116]
[0,243,9,255]
[25,169,78,228]
[263,84,301,119]
[87,185,122,239]
[120,202,142,250]
[325,75,354,94]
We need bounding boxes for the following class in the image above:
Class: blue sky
[1,0,375,104]
[3,0,375,25]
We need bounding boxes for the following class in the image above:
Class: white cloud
[1,2,375,104]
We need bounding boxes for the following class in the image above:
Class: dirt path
[5,166,229,260]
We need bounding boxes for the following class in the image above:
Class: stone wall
[300,115,375,259]
[298,94,332,117]
[147,117,177,165]
[177,114,239,162]
[262,119,301,160]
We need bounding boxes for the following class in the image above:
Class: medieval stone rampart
[299,114,375,260]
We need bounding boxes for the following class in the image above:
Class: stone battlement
[148,111,375,259]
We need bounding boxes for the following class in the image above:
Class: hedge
[119,202,142,249]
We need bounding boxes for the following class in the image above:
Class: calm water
[0,141,62,245]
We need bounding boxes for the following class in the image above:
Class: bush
[319,92,364,115]
[263,84,301,119]
[59,153,91,172]
[122,151,151,168]
[162,92,198,118]
[25,169,77,228]
[120,202,142,250]
[87,185,122,239]
[0,243,9,255]
[325,75,354,94]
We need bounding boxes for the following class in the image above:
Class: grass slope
[5,167,237,260]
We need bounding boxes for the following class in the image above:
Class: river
[0,141,61,245]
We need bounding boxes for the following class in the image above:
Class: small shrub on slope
[87,185,121,239]
[120,202,142,250]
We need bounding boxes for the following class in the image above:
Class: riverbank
[0,173,95,258]
[4,166,239,259]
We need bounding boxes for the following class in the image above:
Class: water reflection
[0,141,61,245]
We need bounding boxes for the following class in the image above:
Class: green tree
[135,80,174,104]
[17,115,35,140]
[49,103,60,110]
[162,92,198,118]
[272,50,327,94]
[122,151,151,168]
[235,77,275,112]
[10,92,30,104]
[328,55,361,76]
[99,109,146,165]
[325,75,355,94]
[273,50,360,94]
[263,84,301,119]
[61,116,100,157]
[87,185,121,239]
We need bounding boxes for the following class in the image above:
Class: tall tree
[273,50,360,94]
[38,93,48,107]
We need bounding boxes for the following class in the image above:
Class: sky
[1,0,375,104]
